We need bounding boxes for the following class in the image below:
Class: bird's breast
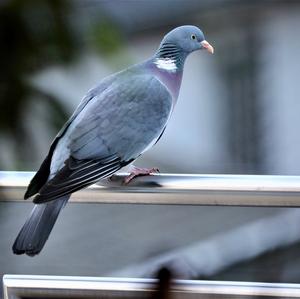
[150,65,183,101]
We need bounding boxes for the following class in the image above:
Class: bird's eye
[191,34,196,40]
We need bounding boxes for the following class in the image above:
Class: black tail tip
[12,247,24,255]
[12,243,40,257]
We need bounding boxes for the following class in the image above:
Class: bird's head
[160,25,214,55]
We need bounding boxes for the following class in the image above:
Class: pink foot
[124,166,160,184]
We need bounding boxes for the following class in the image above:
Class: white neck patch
[154,57,177,72]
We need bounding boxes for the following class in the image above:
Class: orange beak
[201,40,214,54]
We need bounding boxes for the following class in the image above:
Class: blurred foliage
[0,0,78,169]
[90,18,123,55]
[0,0,125,170]
[87,15,129,71]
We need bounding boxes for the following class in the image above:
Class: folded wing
[33,154,129,203]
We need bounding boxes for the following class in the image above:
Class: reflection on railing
[1,171,300,206]
[4,274,300,299]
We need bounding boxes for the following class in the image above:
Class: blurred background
[1,0,300,294]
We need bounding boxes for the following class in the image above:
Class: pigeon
[12,25,214,256]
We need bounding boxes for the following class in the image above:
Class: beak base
[201,40,214,54]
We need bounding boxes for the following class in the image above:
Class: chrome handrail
[1,171,300,206]
[4,275,300,299]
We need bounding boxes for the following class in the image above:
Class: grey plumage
[12,196,69,256]
[13,25,213,256]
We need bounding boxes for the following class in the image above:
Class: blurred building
[1,0,300,293]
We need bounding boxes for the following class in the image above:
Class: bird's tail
[12,195,69,256]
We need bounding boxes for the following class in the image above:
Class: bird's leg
[123,165,160,184]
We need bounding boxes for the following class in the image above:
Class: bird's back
[50,66,173,176]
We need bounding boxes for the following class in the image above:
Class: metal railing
[1,171,300,206]
[4,275,300,299]
[3,172,300,298]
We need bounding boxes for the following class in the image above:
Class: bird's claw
[123,167,160,184]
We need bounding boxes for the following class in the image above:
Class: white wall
[260,7,300,175]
